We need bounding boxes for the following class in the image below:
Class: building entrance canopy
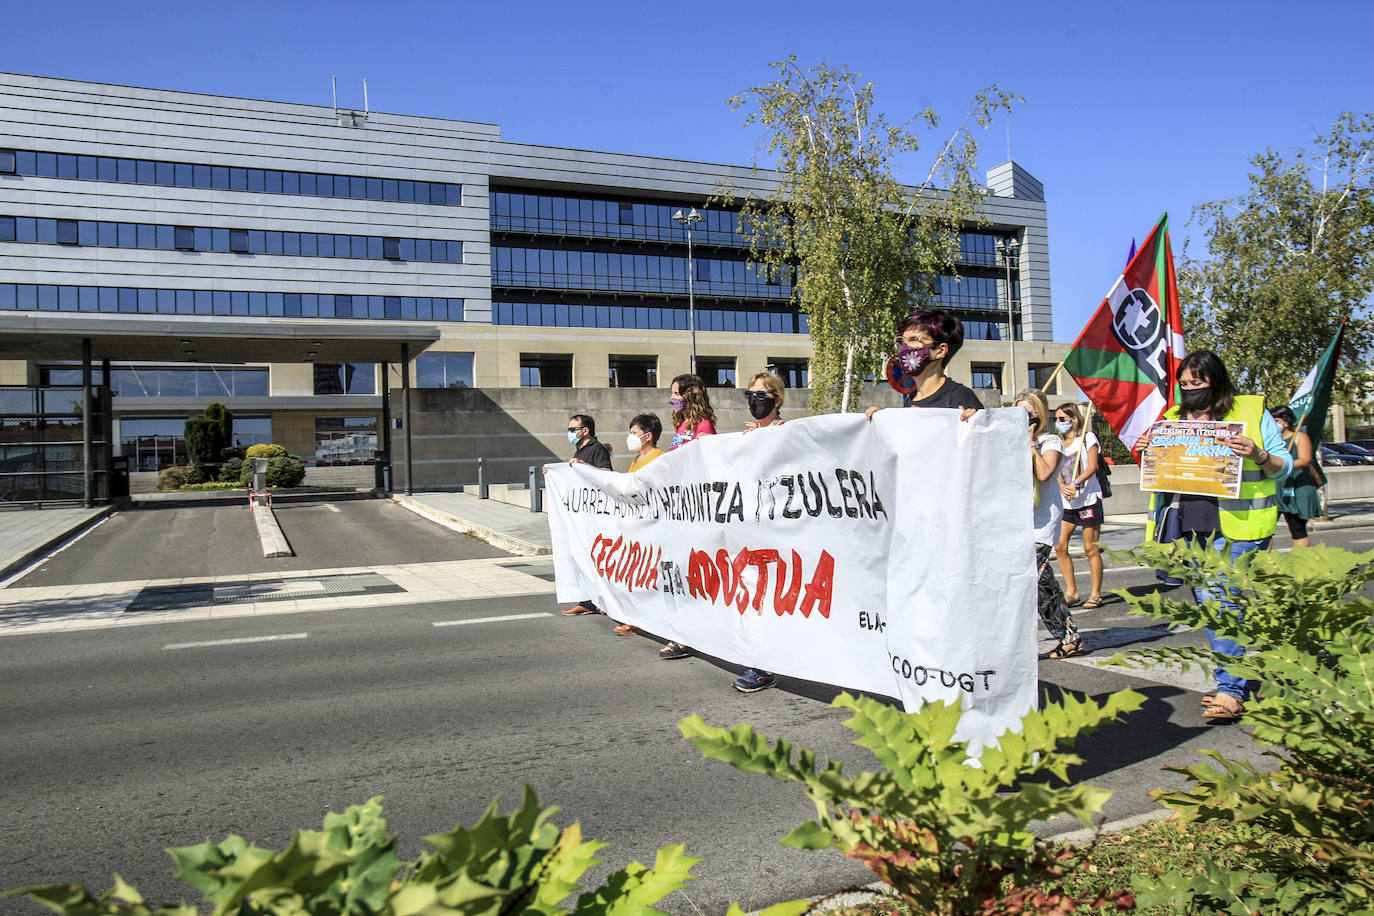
[1,312,440,506]
[0,314,441,363]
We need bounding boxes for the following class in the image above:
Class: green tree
[184,402,234,465]
[718,58,1017,412]
[1178,112,1374,406]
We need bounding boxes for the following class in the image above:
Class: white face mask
[626,432,645,451]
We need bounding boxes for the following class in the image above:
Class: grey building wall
[0,72,496,321]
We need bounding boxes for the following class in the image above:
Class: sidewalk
[391,491,554,555]
[0,506,113,581]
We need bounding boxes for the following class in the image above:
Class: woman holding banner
[730,370,787,693]
[1053,403,1105,609]
[1144,350,1292,721]
[659,374,718,660]
[1017,388,1082,660]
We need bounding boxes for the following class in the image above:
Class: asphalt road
[2,511,1371,915]
[11,495,507,587]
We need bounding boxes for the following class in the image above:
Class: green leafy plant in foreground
[1106,542,1374,915]
[679,690,1144,916]
[5,790,808,916]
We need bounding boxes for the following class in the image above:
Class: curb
[390,495,551,557]
[0,506,115,580]
[251,504,294,558]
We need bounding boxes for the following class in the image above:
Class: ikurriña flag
[1289,317,1347,451]
[1063,215,1186,456]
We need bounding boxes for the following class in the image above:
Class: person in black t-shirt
[561,414,612,617]
[865,309,982,422]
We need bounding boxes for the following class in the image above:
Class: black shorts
[1064,503,1103,527]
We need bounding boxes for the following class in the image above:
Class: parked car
[1348,438,1374,452]
[1329,442,1374,464]
[1320,444,1374,466]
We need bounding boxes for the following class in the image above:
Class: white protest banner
[545,409,1038,747]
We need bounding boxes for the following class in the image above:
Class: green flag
[1289,317,1347,449]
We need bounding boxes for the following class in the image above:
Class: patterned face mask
[896,341,933,375]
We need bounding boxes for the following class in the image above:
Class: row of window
[0,148,462,206]
[493,246,791,299]
[490,191,1019,274]
[518,354,808,390]
[0,283,464,321]
[42,354,476,400]
[42,365,269,398]
[936,275,1020,312]
[492,190,748,247]
[0,216,464,263]
[493,301,809,334]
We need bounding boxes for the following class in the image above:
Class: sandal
[1064,593,1083,607]
[1082,596,1104,609]
[1048,635,1083,659]
[1201,694,1245,720]
[612,623,643,636]
[658,642,691,660]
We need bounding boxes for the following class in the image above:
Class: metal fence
[0,386,112,506]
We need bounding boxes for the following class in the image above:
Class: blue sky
[3,0,1371,340]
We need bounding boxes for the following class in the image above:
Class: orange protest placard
[1139,418,1246,498]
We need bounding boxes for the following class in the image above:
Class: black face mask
[746,392,776,420]
[1180,386,1213,412]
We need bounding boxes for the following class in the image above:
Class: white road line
[433,612,553,627]
[164,633,308,650]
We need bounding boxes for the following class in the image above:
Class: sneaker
[658,641,691,660]
[732,669,776,693]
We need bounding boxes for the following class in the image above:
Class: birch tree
[1179,113,1374,404]
[719,57,1017,412]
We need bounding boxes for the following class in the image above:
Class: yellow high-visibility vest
[1144,395,1279,543]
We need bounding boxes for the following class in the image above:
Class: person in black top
[865,309,982,422]
[566,413,612,470]
[561,414,612,616]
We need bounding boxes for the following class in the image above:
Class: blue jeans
[1191,534,1270,700]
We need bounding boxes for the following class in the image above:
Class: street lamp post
[672,207,702,376]
[997,237,1020,400]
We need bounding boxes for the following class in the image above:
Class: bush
[239,454,305,489]
[680,690,1143,915]
[2,791,805,916]
[218,457,243,483]
[1106,542,1374,914]
[245,443,288,459]
[156,465,207,491]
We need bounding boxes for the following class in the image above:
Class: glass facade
[493,300,806,334]
[314,363,376,395]
[415,352,475,389]
[696,357,737,388]
[314,417,378,461]
[43,364,269,398]
[492,190,747,247]
[0,215,462,263]
[935,275,1018,312]
[520,355,572,388]
[493,246,790,300]
[4,148,461,206]
[0,283,463,321]
[120,416,271,471]
[608,355,657,388]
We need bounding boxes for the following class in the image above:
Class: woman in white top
[1017,388,1081,659]
[1053,403,1104,609]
